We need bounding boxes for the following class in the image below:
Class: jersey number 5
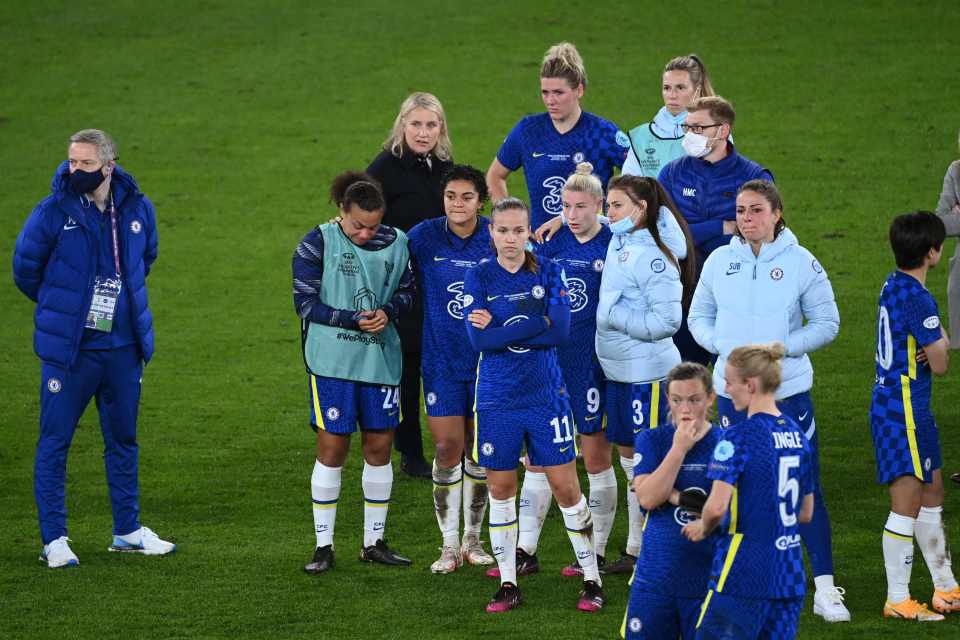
[777,455,801,527]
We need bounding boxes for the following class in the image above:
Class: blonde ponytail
[727,342,786,393]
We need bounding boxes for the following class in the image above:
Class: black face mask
[67,167,106,195]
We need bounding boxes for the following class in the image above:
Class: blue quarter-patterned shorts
[622,590,703,639]
[475,401,577,470]
[606,379,669,447]
[422,374,476,419]
[308,374,400,433]
[563,363,606,435]
[870,384,940,484]
[695,592,802,640]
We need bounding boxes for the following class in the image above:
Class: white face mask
[681,131,711,158]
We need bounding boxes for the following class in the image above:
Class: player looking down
[463,197,603,613]
[683,343,814,640]
[407,165,495,573]
[595,175,695,574]
[486,41,629,232]
[621,362,721,639]
[872,211,960,621]
[293,172,415,574]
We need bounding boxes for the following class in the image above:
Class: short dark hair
[889,211,946,269]
[441,164,489,206]
[666,361,714,396]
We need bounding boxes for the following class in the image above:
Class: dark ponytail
[329,171,385,212]
[607,175,697,308]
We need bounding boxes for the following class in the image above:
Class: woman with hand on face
[487,42,630,234]
[687,180,849,623]
[623,362,720,640]
[682,344,814,640]
[622,54,715,179]
[407,165,495,573]
[595,175,696,575]
[293,172,416,574]
[368,92,455,479]
[463,198,604,614]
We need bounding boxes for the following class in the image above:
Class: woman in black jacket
[368,92,454,478]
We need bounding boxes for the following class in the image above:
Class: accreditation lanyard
[84,193,123,333]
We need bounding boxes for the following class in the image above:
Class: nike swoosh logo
[532,152,545,158]
[486,295,500,301]
[433,256,448,262]
[559,446,571,453]
[63,225,79,231]
[798,412,809,421]
[633,428,642,434]
[725,270,738,276]
[585,415,599,422]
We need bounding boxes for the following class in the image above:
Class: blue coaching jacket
[13,162,158,368]
[658,142,773,257]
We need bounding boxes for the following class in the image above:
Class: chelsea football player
[871,211,959,621]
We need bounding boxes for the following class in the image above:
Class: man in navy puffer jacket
[658,96,773,366]
[13,129,175,568]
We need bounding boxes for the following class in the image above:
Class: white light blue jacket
[595,210,687,383]
[688,229,840,399]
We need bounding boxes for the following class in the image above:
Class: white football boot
[109,526,176,555]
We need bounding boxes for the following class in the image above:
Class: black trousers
[394,349,424,459]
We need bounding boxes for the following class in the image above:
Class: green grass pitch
[1,1,960,638]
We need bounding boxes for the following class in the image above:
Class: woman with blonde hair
[622,54,715,178]
[368,92,455,479]
[487,42,629,232]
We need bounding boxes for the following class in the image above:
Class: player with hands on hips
[871,211,960,621]
[622,363,721,639]
[293,172,416,574]
[463,198,604,614]
[683,344,814,640]
[407,164,495,573]
[595,174,696,575]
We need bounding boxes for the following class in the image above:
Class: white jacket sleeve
[608,262,682,341]
[785,252,840,356]
[688,253,720,354]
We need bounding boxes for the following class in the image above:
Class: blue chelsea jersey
[408,217,494,381]
[535,225,611,371]
[463,256,570,412]
[706,412,814,599]
[875,271,942,401]
[632,423,722,597]
[497,112,629,230]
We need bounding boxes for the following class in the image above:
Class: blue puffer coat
[13,161,158,367]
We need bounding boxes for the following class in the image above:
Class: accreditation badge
[85,276,122,332]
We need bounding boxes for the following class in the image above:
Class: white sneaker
[109,526,176,556]
[814,586,851,622]
[39,536,79,568]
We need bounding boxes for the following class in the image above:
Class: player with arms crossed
[487,41,629,233]
[407,165,495,573]
[495,163,616,579]
[293,173,415,573]
[872,211,960,621]
[463,197,604,613]
[622,362,721,639]
[683,344,814,640]
[596,175,696,574]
